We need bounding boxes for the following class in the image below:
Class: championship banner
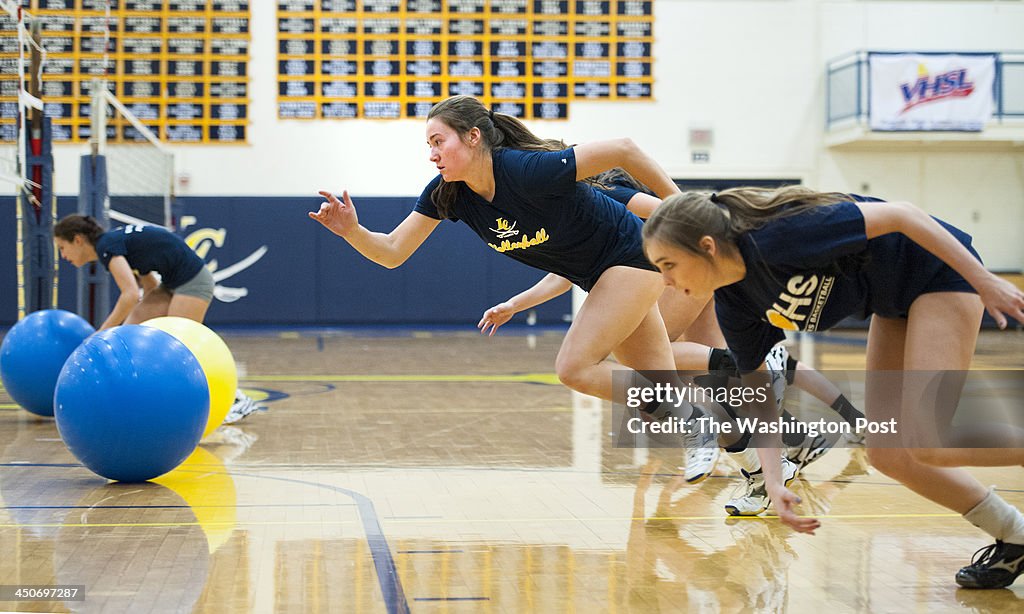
[275,0,655,121]
[868,53,995,131]
[0,1,252,144]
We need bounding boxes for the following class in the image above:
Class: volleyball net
[88,79,175,228]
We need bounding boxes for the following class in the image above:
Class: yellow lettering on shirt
[488,228,550,253]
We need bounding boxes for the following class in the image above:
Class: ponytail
[54,214,105,245]
[644,186,853,260]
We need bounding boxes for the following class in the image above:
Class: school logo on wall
[181,217,268,303]
[765,274,834,332]
[869,52,995,131]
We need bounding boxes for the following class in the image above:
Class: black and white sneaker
[223,390,265,424]
[785,434,833,472]
[955,541,1024,589]
[725,457,800,517]
[764,345,789,413]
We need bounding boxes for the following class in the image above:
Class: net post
[79,80,111,328]
[21,114,55,314]
[77,152,110,329]
[15,10,56,315]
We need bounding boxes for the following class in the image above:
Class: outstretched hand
[976,274,1024,330]
[768,484,821,534]
[308,190,359,238]
[478,302,516,336]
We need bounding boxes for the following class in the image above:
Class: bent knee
[906,448,960,467]
[555,360,587,392]
[866,447,913,477]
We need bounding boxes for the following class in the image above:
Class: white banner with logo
[869,53,995,131]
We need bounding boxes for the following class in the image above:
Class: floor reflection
[0,329,1021,612]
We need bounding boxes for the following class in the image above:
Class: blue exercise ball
[0,309,95,417]
[54,325,210,482]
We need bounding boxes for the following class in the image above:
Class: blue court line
[0,463,410,614]
[2,461,1023,612]
[229,471,410,614]
[1,462,79,467]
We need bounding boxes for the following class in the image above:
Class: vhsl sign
[869,53,994,131]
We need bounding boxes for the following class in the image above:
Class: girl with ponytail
[643,186,1024,589]
[53,214,214,330]
[310,95,705,430]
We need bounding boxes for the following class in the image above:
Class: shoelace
[740,468,763,480]
[967,541,1002,569]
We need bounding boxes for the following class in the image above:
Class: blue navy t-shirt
[414,148,655,290]
[714,198,978,372]
[95,225,205,289]
[599,183,643,207]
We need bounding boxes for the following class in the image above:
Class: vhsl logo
[900,64,974,113]
[489,217,520,239]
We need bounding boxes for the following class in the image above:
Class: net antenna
[0,0,44,193]
[90,78,175,228]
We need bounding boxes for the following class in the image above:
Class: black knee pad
[724,431,752,454]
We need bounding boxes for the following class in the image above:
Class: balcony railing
[826,50,1024,132]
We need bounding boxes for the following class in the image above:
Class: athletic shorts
[576,254,658,293]
[917,241,982,299]
[168,266,214,302]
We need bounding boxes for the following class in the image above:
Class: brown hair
[54,214,105,245]
[591,167,653,195]
[427,96,567,219]
[643,186,853,262]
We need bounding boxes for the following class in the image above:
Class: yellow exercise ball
[142,317,237,438]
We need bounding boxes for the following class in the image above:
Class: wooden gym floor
[1,327,1022,613]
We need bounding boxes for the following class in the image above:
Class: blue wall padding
[1,195,571,327]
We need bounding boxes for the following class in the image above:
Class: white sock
[963,488,1024,545]
[728,448,761,474]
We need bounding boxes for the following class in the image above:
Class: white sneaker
[682,415,720,484]
[223,391,264,424]
[725,457,799,517]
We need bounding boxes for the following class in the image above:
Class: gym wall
[3,1,1022,324]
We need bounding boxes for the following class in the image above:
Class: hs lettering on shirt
[766,274,834,331]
